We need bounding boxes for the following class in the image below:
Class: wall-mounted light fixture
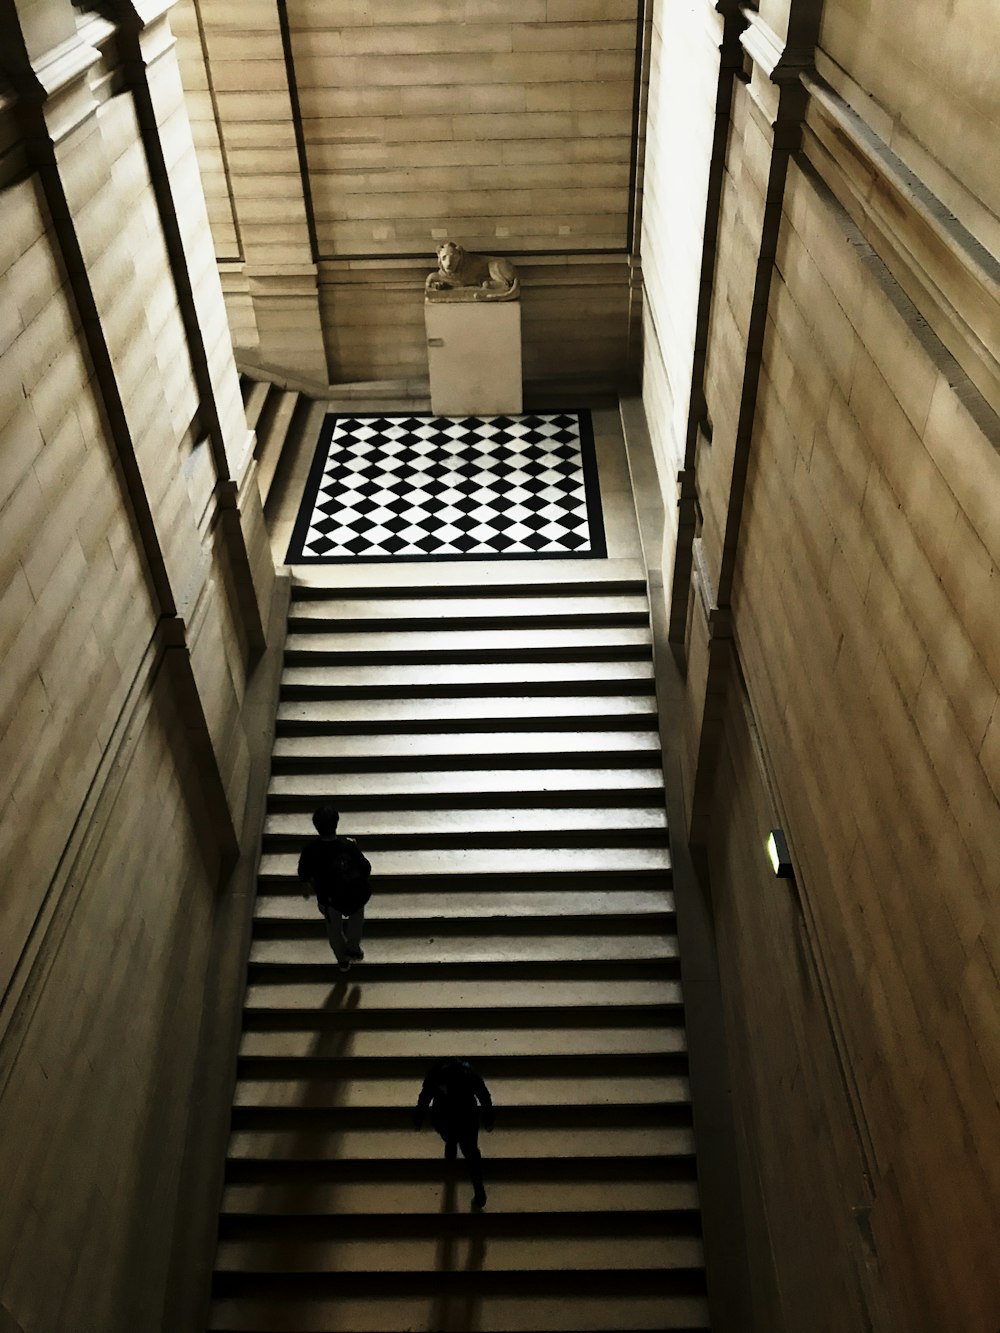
[767,828,794,879]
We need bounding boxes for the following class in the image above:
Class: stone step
[288,594,650,634]
[264,805,666,842]
[258,846,671,884]
[223,1159,697,1189]
[233,1072,689,1111]
[243,378,271,431]
[237,1025,685,1062]
[208,1290,711,1332]
[283,625,652,665]
[254,887,675,923]
[229,1106,693,1136]
[269,730,662,773]
[266,767,665,809]
[235,1053,686,1088]
[225,1123,696,1163]
[280,658,656,699]
[289,557,646,596]
[219,1177,701,1218]
[274,693,658,734]
[247,934,679,969]
[243,977,685,1020]
[258,391,304,505]
[213,1230,705,1273]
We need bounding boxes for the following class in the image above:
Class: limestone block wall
[286,1,636,258]
[0,2,275,1328]
[0,168,159,981]
[725,155,1000,1332]
[319,254,632,388]
[0,671,218,1333]
[170,0,645,388]
[637,0,1000,1328]
[707,679,876,1333]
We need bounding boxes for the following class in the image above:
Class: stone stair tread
[220,1177,701,1216]
[284,626,652,658]
[244,977,684,1013]
[214,1232,705,1272]
[208,1291,711,1332]
[258,847,671,879]
[289,557,646,593]
[243,378,271,430]
[254,888,675,921]
[248,936,679,967]
[233,1074,690,1109]
[275,695,658,728]
[264,807,667,839]
[288,593,649,626]
[271,731,661,761]
[237,1027,685,1061]
[280,659,655,694]
[258,391,300,502]
[226,1126,695,1163]
[267,767,665,802]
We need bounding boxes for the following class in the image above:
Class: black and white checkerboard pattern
[286,411,606,562]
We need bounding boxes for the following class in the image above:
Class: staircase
[208,559,709,1332]
[241,374,322,510]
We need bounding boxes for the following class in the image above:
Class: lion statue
[425,241,520,302]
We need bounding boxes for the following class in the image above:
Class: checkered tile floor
[286,411,606,562]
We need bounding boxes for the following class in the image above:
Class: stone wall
[0,3,274,1328]
[639,0,1000,1329]
[170,0,645,388]
[726,154,1000,1332]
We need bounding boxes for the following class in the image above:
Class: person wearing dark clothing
[297,804,372,972]
[414,1058,494,1209]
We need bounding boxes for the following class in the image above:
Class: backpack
[317,837,371,917]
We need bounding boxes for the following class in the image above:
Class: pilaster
[2,0,241,859]
[192,0,329,382]
[679,2,822,844]
[113,0,273,652]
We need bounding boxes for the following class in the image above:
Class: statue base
[425,299,522,416]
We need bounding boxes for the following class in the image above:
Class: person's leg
[323,906,351,969]
[430,1108,459,1161]
[458,1125,485,1207]
[344,904,365,959]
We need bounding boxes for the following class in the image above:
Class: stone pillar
[193,0,329,383]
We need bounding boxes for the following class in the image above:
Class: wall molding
[802,70,1000,420]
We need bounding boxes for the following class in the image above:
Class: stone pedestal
[425,299,522,416]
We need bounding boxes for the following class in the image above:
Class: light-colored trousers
[323,903,365,964]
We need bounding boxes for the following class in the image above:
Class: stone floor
[267,398,645,577]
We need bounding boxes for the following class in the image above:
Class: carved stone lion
[425,241,520,302]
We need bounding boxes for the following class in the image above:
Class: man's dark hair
[312,804,340,837]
